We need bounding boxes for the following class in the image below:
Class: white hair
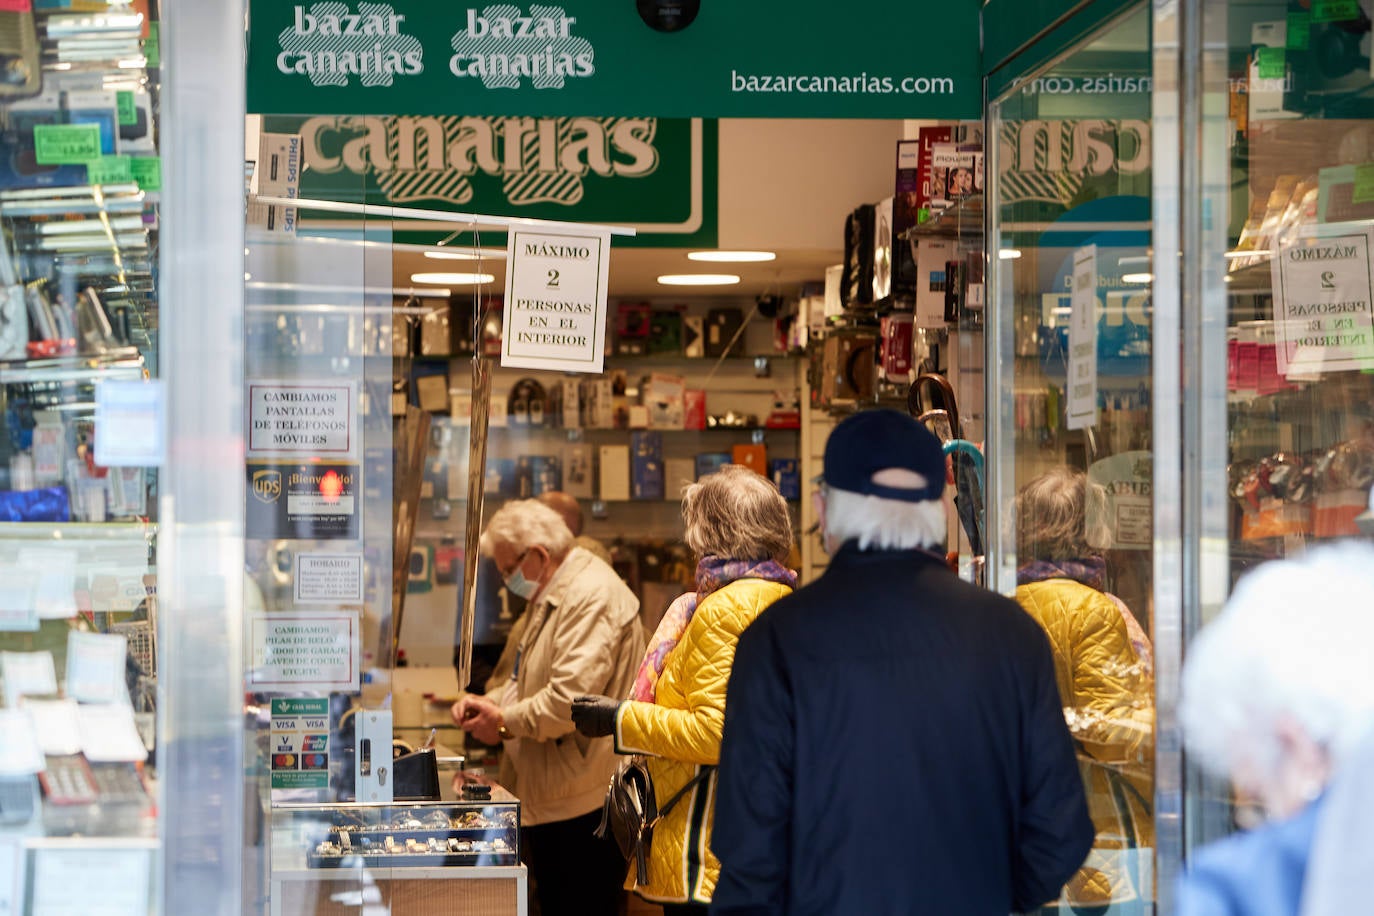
[480,499,574,561]
[1181,542,1374,783]
[823,485,946,551]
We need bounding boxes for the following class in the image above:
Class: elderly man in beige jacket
[453,498,643,916]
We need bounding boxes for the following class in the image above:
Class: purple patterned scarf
[1016,555,1107,590]
[630,556,797,702]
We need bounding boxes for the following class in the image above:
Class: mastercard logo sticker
[273,753,296,768]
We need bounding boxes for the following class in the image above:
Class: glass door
[987,7,1158,914]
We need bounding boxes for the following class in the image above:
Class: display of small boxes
[563,442,595,499]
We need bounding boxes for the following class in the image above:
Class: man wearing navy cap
[711,409,1093,916]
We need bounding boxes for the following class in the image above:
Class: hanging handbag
[594,756,713,885]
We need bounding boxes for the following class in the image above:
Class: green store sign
[265,114,716,247]
[247,1,981,119]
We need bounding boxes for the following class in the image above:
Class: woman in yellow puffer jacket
[571,465,796,915]
[1015,467,1155,916]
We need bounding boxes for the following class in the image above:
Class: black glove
[571,695,621,738]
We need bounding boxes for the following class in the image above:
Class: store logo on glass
[278,2,424,86]
[450,5,594,88]
[253,470,283,504]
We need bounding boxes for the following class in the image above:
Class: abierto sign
[247,1,980,119]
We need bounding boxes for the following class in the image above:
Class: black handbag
[594,756,713,885]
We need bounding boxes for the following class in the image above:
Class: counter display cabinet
[270,795,527,916]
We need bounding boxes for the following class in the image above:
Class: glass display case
[273,796,519,870]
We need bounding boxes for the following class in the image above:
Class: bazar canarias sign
[248,0,981,118]
[264,114,714,245]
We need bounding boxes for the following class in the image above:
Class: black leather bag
[594,756,712,885]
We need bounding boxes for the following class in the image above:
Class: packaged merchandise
[631,432,664,500]
[731,443,767,477]
[599,444,631,500]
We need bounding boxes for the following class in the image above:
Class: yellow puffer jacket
[1015,578,1154,907]
[613,577,792,905]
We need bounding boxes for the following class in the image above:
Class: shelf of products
[0,2,162,902]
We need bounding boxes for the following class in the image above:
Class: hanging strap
[650,766,714,829]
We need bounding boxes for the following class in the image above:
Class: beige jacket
[499,546,644,825]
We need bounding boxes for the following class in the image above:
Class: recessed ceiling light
[657,274,741,286]
[997,249,1022,260]
[686,250,776,263]
[424,249,506,261]
[411,271,495,285]
[1122,273,1153,284]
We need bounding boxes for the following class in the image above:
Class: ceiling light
[657,274,741,286]
[686,250,776,263]
[424,249,507,261]
[1122,273,1153,284]
[246,282,453,297]
[411,271,495,285]
[997,249,1022,260]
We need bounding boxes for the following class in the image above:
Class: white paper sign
[94,380,165,467]
[0,710,43,776]
[501,228,611,373]
[30,846,152,916]
[0,566,40,632]
[76,704,148,763]
[65,632,128,705]
[17,548,76,620]
[1,652,57,708]
[1270,229,1374,375]
[248,610,360,693]
[20,698,81,756]
[1067,244,1099,430]
[294,553,365,603]
[1,835,24,916]
[247,380,357,457]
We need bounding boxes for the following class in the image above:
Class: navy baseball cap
[822,409,945,502]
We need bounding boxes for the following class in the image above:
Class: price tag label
[1255,47,1286,81]
[32,124,102,165]
[116,91,138,126]
[130,156,162,192]
[87,155,133,186]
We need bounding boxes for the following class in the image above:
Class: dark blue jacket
[710,543,1094,916]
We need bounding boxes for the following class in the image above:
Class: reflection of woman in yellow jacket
[1014,467,1154,915]
[572,465,796,915]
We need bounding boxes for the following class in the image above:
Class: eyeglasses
[498,549,529,579]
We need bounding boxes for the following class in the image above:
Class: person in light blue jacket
[1177,543,1374,916]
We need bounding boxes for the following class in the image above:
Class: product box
[553,380,580,429]
[631,431,665,501]
[563,442,595,499]
[915,238,956,328]
[893,140,921,299]
[615,302,652,355]
[705,307,745,358]
[584,378,614,428]
[414,370,449,412]
[485,458,518,496]
[770,459,801,501]
[644,373,686,429]
[683,389,707,430]
[525,455,562,497]
[599,444,631,501]
[731,443,768,477]
[914,125,953,217]
[627,404,650,428]
[683,315,705,358]
[694,452,730,480]
[929,143,983,211]
[880,312,915,381]
[664,458,695,498]
[649,309,684,354]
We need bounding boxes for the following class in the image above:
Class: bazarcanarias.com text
[730,70,955,95]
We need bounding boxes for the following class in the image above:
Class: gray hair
[480,499,574,561]
[823,482,946,551]
[1181,542,1374,783]
[1015,466,1110,561]
[682,464,793,563]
